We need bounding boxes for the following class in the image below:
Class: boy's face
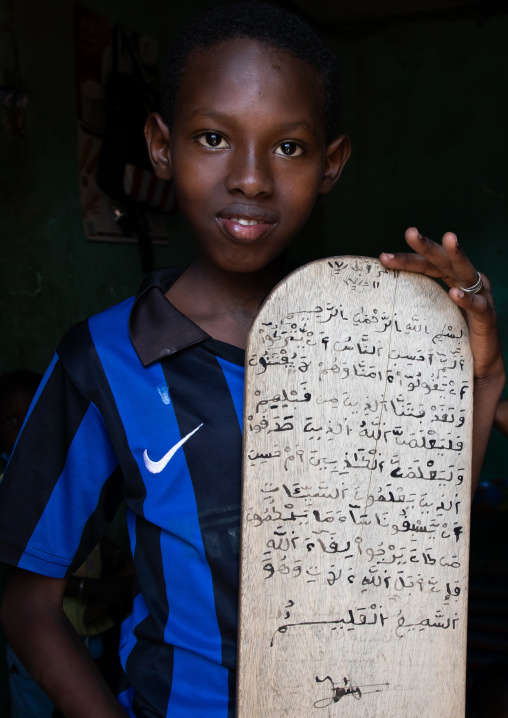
[148,39,349,274]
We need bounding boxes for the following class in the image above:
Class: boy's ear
[144,113,172,180]
[319,134,351,195]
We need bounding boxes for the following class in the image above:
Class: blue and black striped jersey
[0,269,244,717]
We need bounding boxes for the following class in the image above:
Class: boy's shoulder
[56,294,135,371]
[57,267,209,378]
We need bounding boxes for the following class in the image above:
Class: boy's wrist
[473,364,506,393]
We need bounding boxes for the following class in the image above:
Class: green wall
[323,13,508,483]
[1,1,507,481]
[0,0,198,373]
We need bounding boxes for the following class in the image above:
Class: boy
[0,3,504,717]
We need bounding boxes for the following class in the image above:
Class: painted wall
[0,0,199,373]
[1,1,507,480]
[322,13,508,482]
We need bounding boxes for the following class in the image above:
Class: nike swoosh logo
[143,423,203,474]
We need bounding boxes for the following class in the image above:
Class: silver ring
[459,270,483,294]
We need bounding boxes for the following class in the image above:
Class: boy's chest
[104,345,244,548]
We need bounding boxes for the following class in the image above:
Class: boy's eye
[275,141,303,157]
[197,132,228,149]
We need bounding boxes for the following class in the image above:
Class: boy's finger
[449,285,494,327]
[381,227,454,279]
[404,227,452,272]
[450,288,498,359]
[379,251,443,278]
[404,228,478,288]
[448,286,502,378]
[450,274,496,328]
[383,228,484,293]
[440,232,486,293]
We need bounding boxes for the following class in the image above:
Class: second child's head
[145,2,350,275]
[0,370,41,457]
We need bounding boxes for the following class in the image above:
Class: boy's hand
[380,227,503,381]
[379,227,506,491]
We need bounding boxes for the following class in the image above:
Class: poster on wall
[74,3,174,244]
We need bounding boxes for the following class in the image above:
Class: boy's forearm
[1,568,128,718]
[472,366,506,494]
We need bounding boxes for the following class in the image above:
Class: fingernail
[456,289,464,299]
[382,252,395,259]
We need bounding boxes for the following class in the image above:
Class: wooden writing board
[238,257,472,717]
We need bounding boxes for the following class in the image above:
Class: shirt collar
[129,268,210,367]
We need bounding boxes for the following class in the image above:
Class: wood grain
[238,257,472,717]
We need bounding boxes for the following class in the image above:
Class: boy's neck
[165,255,288,349]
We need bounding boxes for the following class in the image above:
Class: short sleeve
[0,353,123,578]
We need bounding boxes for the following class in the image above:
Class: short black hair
[162,2,342,144]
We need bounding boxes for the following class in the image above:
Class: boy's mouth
[217,205,276,243]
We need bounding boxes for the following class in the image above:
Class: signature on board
[313,675,389,709]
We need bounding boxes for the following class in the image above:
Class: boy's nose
[225,147,273,198]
